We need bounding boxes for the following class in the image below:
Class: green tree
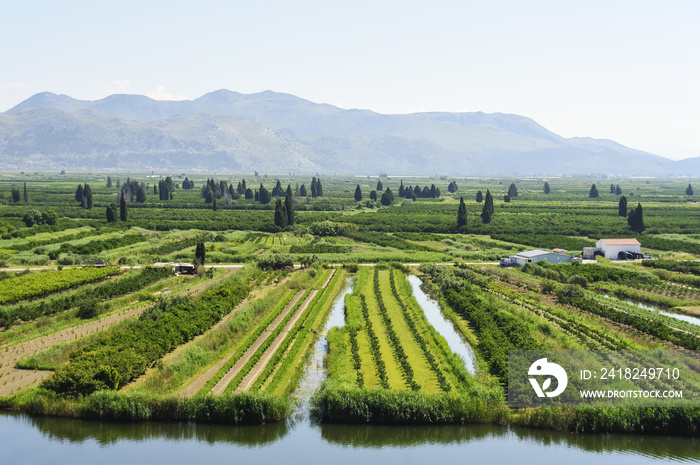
[380,191,392,206]
[480,204,491,224]
[627,202,645,232]
[589,184,599,198]
[398,180,405,197]
[22,209,42,227]
[42,210,58,226]
[507,183,518,197]
[274,198,288,228]
[245,188,254,199]
[75,184,84,203]
[106,176,112,188]
[457,197,467,229]
[195,242,206,266]
[618,195,627,217]
[504,194,511,203]
[687,183,694,196]
[376,180,383,191]
[212,198,217,211]
[370,190,377,201]
[23,182,28,202]
[476,190,483,202]
[11,186,21,202]
[354,184,363,201]
[485,189,494,215]
[106,203,117,223]
[285,189,294,226]
[615,184,622,195]
[299,184,307,197]
[259,184,271,204]
[119,192,127,221]
[543,182,550,194]
[136,185,146,203]
[83,184,93,209]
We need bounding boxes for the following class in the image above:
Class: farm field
[0,173,698,435]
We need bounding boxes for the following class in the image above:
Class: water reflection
[406,274,477,373]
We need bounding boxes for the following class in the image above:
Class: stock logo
[528,358,568,398]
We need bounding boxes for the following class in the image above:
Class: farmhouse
[509,249,573,266]
[595,238,641,259]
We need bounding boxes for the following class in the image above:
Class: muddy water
[406,274,477,374]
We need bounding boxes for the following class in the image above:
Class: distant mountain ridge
[1,90,697,175]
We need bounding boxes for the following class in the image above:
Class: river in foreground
[1,411,698,464]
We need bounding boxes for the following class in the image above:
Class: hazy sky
[1,0,698,160]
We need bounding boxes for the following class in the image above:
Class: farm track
[235,290,319,392]
[181,290,305,397]
[0,268,239,397]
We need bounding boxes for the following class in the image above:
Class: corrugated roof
[516,249,551,258]
[599,238,641,246]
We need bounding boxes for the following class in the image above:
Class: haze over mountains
[1,90,697,175]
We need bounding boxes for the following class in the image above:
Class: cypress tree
[399,180,405,197]
[274,198,288,228]
[615,185,622,196]
[354,184,362,201]
[285,189,294,226]
[504,194,511,203]
[195,242,206,266]
[317,179,323,196]
[300,184,307,197]
[508,183,518,198]
[259,184,271,204]
[212,198,217,211]
[245,188,254,200]
[457,197,467,229]
[106,203,117,223]
[11,186,21,202]
[136,185,146,203]
[380,191,392,206]
[385,187,394,202]
[430,184,437,198]
[84,184,93,209]
[687,184,694,196]
[106,176,112,188]
[610,183,616,194]
[370,190,377,201]
[119,192,127,221]
[627,202,645,232]
[376,180,383,191]
[75,184,84,203]
[589,184,599,198]
[543,182,550,194]
[618,195,627,217]
[23,183,28,202]
[485,189,494,215]
[422,186,430,198]
[476,190,483,202]
[480,204,491,224]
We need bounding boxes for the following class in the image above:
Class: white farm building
[509,249,573,266]
[595,238,641,259]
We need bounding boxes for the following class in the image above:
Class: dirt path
[235,290,319,392]
[180,289,306,397]
[0,268,239,397]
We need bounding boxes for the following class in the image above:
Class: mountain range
[1,89,697,175]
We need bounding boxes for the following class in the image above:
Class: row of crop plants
[0,267,172,330]
[312,266,506,424]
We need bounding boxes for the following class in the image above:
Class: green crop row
[387,270,450,392]
[0,267,171,329]
[357,294,390,389]
[0,267,119,305]
[256,272,343,393]
[221,290,311,393]
[41,277,250,396]
[372,268,420,391]
[196,288,299,396]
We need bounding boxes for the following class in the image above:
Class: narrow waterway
[603,294,700,326]
[292,277,352,413]
[406,274,477,374]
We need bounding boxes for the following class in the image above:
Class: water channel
[1,276,698,464]
[602,294,700,326]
